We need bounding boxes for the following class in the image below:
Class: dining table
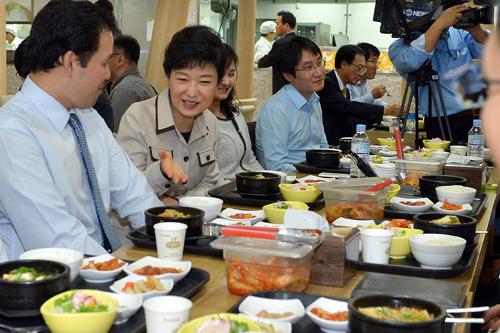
[113,169,499,333]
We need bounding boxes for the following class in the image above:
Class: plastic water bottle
[467,119,484,161]
[407,98,416,133]
[350,124,370,178]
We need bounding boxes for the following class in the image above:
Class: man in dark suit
[317,45,399,146]
[257,10,296,94]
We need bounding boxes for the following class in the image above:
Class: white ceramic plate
[78,254,128,283]
[378,149,397,157]
[390,197,434,213]
[305,297,349,333]
[209,218,251,227]
[123,256,191,283]
[239,313,292,333]
[332,218,375,229]
[253,222,285,228]
[101,291,143,325]
[238,295,305,324]
[109,274,174,301]
[298,175,335,184]
[433,202,473,215]
[219,208,266,224]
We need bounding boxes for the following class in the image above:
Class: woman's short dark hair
[220,44,239,116]
[24,0,118,74]
[163,25,226,82]
[276,36,322,79]
[114,35,140,64]
[357,42,380,61]
[277,10,296,29]
[334,45,365,69]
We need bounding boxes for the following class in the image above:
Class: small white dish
[390,197,434,213]
[370,145,384,154]
[378,149,397,157]
[317,173,350,179]
[298,175,334,184]
[123,256,191,283]
[239,313,292,333]
[79,254,128,283]
[332,218,375,229]
[238,295,305,324]
[285,176,297,184]
[110,274,174,301]
[210,218,252,226]
[101,291,143,325]
[219,208,266,224]
[433,202,473,215]
[305,297,349,333]
[253,222,285,228]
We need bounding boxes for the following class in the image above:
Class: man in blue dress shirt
[0,0,166,259]
[256,36,329,173]
[389,4,488,142]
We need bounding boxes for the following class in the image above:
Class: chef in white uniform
[254,21,276,66]
[6,25,22,51]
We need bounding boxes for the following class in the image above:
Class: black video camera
[373,0,493,38]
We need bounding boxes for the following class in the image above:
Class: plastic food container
[210,236,313,295]
[317,178,388,223]
[390,157,444,186]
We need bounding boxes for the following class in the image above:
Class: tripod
[398,61,453,149]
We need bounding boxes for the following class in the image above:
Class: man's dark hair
[276,36,321,79]
[23,0,118,74]
[220,44,239,116]
[163,25,226,82]
[14,37,29,79]
[334,45,365,69]
[357,42,380,61]
[277,10,296,29]
[114,35,140,64]
[94,0,113,13]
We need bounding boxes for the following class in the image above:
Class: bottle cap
[356,124,366,132]
[473,119,481,126]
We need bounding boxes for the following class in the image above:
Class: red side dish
[311,308,349,321]
[132,265,183,276]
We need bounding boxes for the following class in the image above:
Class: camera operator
[388,4,488,143]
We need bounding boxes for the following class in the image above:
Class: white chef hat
[6,25,17,37]
[260,21,276,35]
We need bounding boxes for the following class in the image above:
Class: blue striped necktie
[68,113,122,252]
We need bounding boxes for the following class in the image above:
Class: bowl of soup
[0,259,70,311]
[236,172,281,197]
[144,206,205,238]
[348,294,447,333]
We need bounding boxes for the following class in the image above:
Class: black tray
[227,290,456,333]
[0,267,209,332]
[374,123,389,131]
[384,185,488,220]
[127,226,223,257]
[208,180,325,209]
[347,243,476,279]
[292,160,350,175]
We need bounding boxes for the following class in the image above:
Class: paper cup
[143,296,193,333]
[360,229,393,264]
[154,222,187,261]
[450,145,467,156]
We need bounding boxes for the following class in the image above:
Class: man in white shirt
[0,0,168,259]
[5,25,22,51]
[254,21,276,66]
[347,43,400,128]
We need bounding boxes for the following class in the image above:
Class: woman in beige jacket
[117,26,226,205]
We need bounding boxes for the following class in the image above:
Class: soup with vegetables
[3,267,57,281]
[358,306,434,322]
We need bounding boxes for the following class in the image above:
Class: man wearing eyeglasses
[348,43,401,113]
[255,36,329,173]
[318,45,398,146]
